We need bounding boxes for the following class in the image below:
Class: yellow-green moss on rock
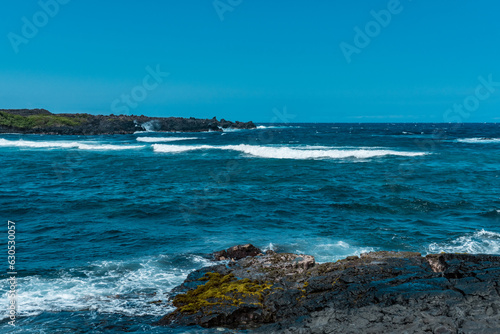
[173,272,272,314]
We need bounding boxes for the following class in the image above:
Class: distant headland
[0,109,256,135]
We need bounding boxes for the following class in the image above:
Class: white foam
[427,230,500,255]
[220,127,247,132]
[136,137,197,143]
[141,120,160,132]
[152,144,427,160]
[457,138,500,144]
[0,255,212,320]
[133,131,156,134]
[0,139,144,151]
[299,145,385,150]
[256,125,301,129]
[153,144,213,153]
[277,240,377,263]
[220,125,299,132]
[311,241,375,263]
[77,144,144,150]
[262,243,276,252]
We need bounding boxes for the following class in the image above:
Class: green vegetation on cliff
[0,111,85,129]
[0,108,256,134]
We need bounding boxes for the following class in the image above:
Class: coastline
[160,244,500,333]
[0,109,256,135]
[1,123,498,333]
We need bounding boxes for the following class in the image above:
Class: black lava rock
[159,249,500,333]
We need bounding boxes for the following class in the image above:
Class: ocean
[1,123,499,333]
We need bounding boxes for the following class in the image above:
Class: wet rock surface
[159,246,500,333]
[212,244,263,261]
[0,109,255,134]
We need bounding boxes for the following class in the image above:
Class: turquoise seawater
[1,123,499,333]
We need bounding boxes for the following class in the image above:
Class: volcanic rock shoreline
[160,244,500,333]
[0,109,255,135]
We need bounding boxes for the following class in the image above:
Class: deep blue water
[1,123,499,333]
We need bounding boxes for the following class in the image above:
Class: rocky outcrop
[159,246,500,333]
[0,109,255,135]
[212,244,263,261]
[1,108,52,117]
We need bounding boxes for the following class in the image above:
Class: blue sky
[1,0,500,122]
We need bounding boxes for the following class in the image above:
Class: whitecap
[427,229,500,255]
[457,138,500,144]
[262,243,276,252]
[282,239,376,263]
[136,137,197,143]
[0,255,214,320]
[153,144,213,153]
[311,241,375,263]
[152,144,427,160]
[77,144,144,150]
[140,120,160,132]
[256,125,301,129]
[0,139,144,151]
[220,127,247,132]
[133,131,156,134]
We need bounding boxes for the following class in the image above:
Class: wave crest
[0,139,144,151]
[152,144,427,160]
[457,138,500,144]
[136,137,197,143]
[0,255,213,320]
[427,230,500,255]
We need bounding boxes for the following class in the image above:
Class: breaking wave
[0,255,213,320]
[457,138,500,144]
[140,120,160,132]
[256,125,301,129]
[0,139,144,151]
[427,230,500,255]
[307,241,375,263]
[136,137,198,143]
[152,144,427,160]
